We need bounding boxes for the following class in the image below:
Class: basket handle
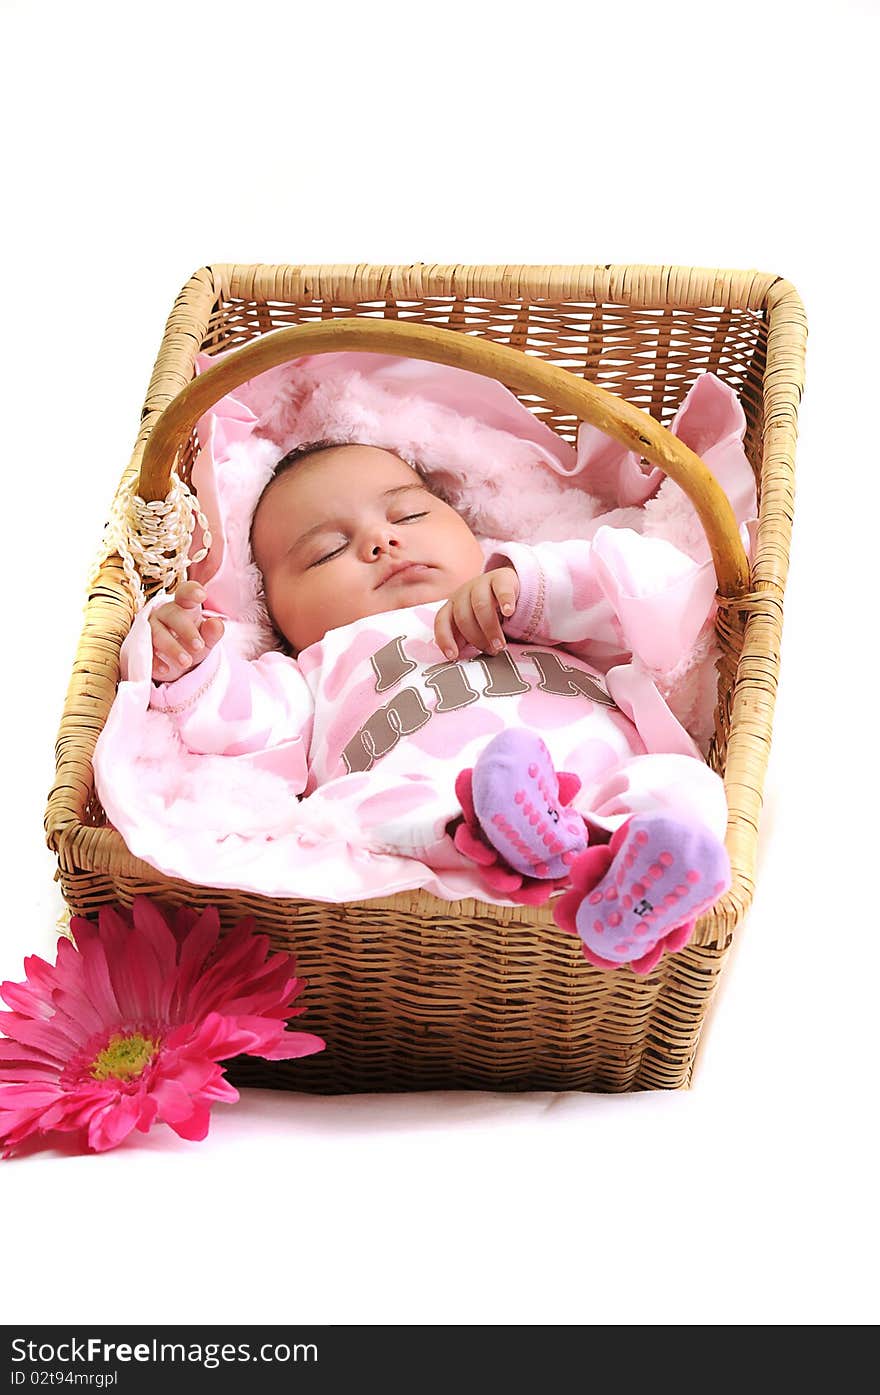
[138,318,750,598]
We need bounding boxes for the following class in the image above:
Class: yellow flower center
[91,1032,159,1082]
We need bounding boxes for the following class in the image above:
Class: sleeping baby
[148,441,731,975]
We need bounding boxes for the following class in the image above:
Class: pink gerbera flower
[0,897,325,1157]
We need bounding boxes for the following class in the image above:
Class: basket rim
[208,261,794,313]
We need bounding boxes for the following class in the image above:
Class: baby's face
[250,445,485,653]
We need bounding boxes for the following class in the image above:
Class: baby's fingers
[489,569,518,620]
[464,578,507,653]
[446,594,491,655]
[166,610,207,661]
[150,617,198,677]
[200,615,225,650]
[434,601,460,661]
[174,580,207,609]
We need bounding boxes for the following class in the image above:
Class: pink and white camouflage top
[149,534,707,807]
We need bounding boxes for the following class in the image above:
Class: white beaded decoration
[89,470,213,609]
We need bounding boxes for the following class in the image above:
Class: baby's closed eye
[310,540,348,566]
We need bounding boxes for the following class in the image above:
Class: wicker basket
[44,263,806,1092]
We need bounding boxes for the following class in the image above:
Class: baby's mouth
[375,562,434,589]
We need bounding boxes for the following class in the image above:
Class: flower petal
[201,1078,239,1104]
[131,897,180,1015]
[0,1081,66,1109]
[171,906,222,1015]
[166,1101,213,1142]
[149,1076,200,1126]
[0,1061,61,1082]
[153,1051,216,1094]
[72,933,123,1025]
[0,1012,80,1063]
[0,1037,64,1070]
[123,927,169,1022]
[1,978,54,1019]
[258,1031,326,1061]
[87,1096,142,1152]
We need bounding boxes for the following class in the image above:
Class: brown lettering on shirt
[526,649,617,706]
[371,636,417,693]
[339,636,618,776]
[475,649,531,698]
[422,661,480,713]
[340,687,432,773]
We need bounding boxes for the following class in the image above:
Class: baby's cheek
[297,573,377,645]
[271,582,317,651]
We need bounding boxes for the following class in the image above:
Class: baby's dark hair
[258,439,354,507]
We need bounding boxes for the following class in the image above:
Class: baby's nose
[367,528,400,558]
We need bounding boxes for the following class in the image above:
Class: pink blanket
[93,348,756,904]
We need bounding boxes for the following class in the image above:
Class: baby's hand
[434,566,520,660]
[149,580,225,683]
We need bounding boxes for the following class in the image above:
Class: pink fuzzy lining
[185,344,756,752]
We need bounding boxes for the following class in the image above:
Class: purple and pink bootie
[452,729,731,975]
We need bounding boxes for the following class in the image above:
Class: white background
[1,0,876,1327]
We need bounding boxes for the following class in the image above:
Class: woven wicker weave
[44,263,806,1092]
